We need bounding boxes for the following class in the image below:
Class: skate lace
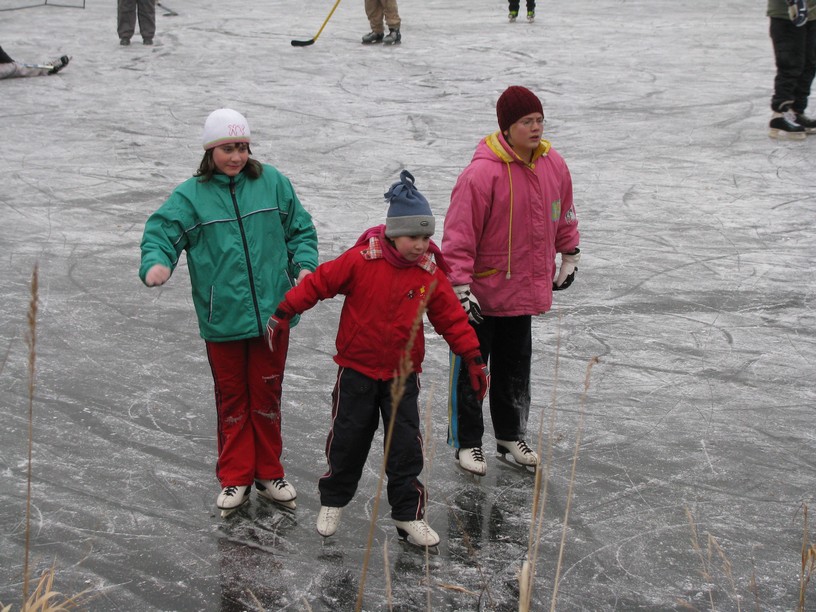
[516,440,534,456]
[222,486,240,498]
[470,447,485,462]
[409,520,432,536]
[272,478,289,490]
[320,507,342,523]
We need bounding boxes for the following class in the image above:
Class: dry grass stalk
[520,311,564,611]
[354,280,437,612]
[1,563,84,612]
[383,538,393,610]
[0,266,90,612]
[685,508,742,611]
[798,504,816,612]
[708,534,740,611]
[420,389,437,611]
[436,583,478,596]
[685,508,715,610]
[549,356,599,612]
[447,507,494,608]
[23,264,39,602]
[247,589,264,611]
[748,557,760,612]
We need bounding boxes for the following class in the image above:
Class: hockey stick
[291,0,341,47]
[157,2,178,16]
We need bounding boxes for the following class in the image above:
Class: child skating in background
[266,170,489,547]
[508,0,536,22]
[139,108,318,517]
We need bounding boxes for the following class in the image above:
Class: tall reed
[355,280,437,611]
[0,265,87,612]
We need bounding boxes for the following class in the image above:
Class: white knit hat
[201,108,251,150]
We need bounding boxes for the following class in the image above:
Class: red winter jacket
[280,236,481,381]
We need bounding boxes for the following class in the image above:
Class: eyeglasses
[518,117,546,128]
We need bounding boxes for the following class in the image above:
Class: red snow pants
[205,332,289,487]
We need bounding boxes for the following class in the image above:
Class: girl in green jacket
[139,108,318,516]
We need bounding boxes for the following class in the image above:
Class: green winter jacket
[768,0,816,20]
[139,163,318,342]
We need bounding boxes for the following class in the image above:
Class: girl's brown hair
[195,147,263,182]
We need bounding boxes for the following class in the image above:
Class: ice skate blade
[257,492,297,511]
[217,494,250,518]
[768,129,807,141]
[455,461,485,478]
[265,497,297,512]
[496,453,538,473]
[219,501,249,518]
[396,536,440,553]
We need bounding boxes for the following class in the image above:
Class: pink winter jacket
[442,132,580,317]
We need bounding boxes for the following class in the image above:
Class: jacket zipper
[230,177,263,336]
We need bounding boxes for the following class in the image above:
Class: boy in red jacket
[266,170,488,547]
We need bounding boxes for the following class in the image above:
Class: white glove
[145,264,171,287]
[453,284,484,324]
[553,249,580,290]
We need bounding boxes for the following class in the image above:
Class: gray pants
[118,0,156,42]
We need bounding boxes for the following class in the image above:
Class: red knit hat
[496,86,543,132]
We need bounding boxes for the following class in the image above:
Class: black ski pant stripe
[319,367,426,521]
[770,17,816,113]
[449,315,532,449]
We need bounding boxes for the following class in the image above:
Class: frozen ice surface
[2,0,815,610]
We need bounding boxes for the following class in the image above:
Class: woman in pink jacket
[443,85,581,476]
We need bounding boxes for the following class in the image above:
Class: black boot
[383,28,401,45]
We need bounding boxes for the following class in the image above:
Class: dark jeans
[448,315,532,449]
[0,46,14,64]
[770,17,816,113]
[319,367,426,521]
[508,0,536,12]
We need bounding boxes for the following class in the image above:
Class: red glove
[466,355,490,401]
[265,306,293,352]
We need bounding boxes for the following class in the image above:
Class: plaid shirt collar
[363,236,437,274]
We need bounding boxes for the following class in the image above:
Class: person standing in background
[361,0,401,45]
[442,85,580,476]
[767,0,816,139]
[118,0,156,45]
[508,0,536,23]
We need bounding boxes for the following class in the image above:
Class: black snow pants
[770,17,816,113]
[448,315,532,450]
[319,367,426,522]
[508,0,536,12]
